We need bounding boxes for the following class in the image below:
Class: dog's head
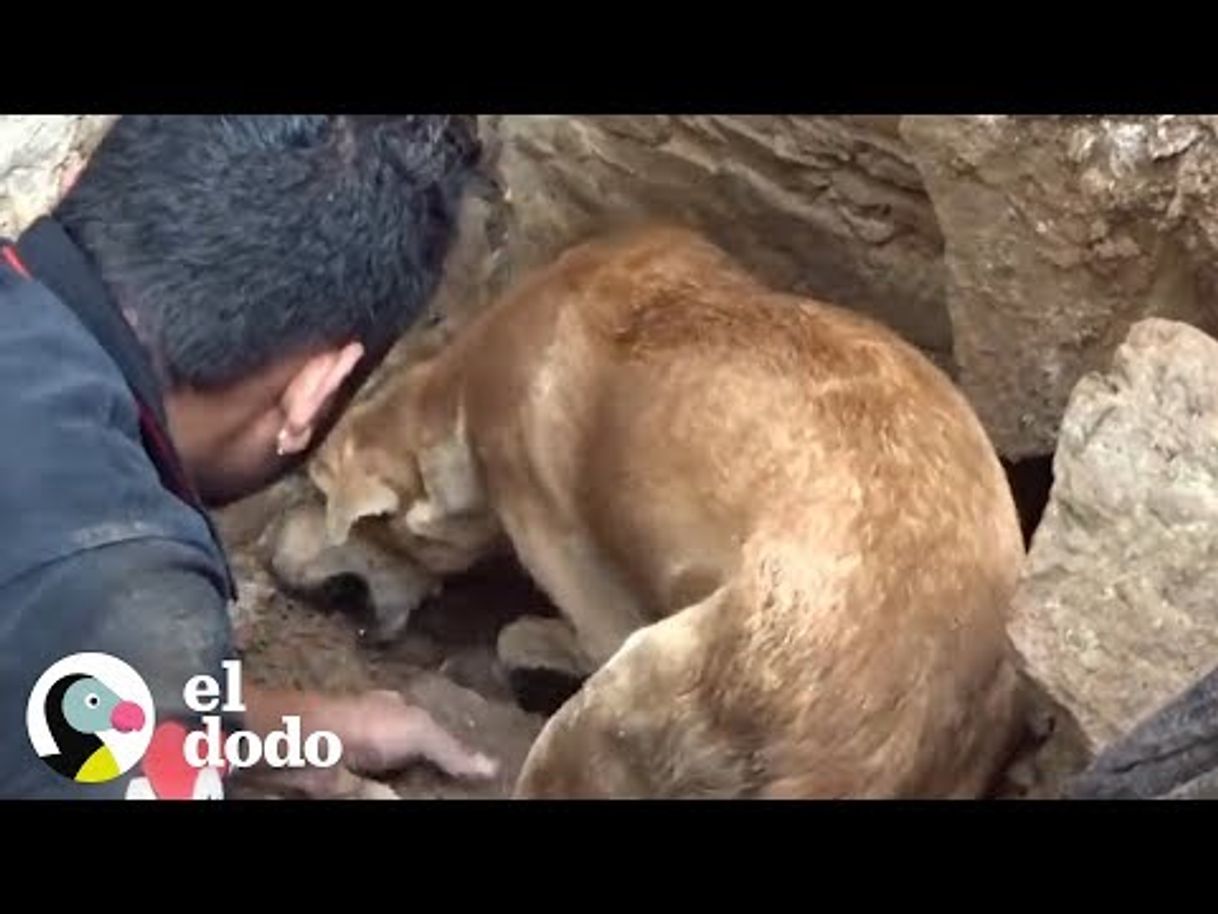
[308,363,500,574]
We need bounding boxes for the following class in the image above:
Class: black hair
[54,115,481,389]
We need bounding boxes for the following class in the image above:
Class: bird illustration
[42,672,146,782]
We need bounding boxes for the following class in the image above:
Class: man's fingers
[417,722,500,780]
[349,690,500,781]
[396,702,500,780]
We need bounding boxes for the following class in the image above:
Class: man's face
[192,405,306,507]
[169,343,372,509]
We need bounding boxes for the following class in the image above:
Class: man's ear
[325,459,402,545]
[278,342,365,455]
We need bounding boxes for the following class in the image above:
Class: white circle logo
[26,652,156,784]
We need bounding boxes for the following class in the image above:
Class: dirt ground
[214,476,579,800]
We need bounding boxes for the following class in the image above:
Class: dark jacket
[0,216,238,799]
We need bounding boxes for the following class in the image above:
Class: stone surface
[437,645,515,705]
[902,115,1218,458]
[0,115,114,237]
[483,115,952,367]
[1009,318,1218,752]
[1065,663,1218,799]
[497,615,591,680]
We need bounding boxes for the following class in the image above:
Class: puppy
[308,226,1027,798]
[269,498,440,644]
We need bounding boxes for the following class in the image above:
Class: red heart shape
[141,722,228,800]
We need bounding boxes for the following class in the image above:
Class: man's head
[54,115,480,505]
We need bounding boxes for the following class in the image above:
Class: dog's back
[468,227,1027,798]
[317,225,1027,797]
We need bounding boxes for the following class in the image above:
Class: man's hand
[243,680,499,789]
[330,689,499,779]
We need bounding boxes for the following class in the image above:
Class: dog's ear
[414,404,483,517]
[318,441,402,546]
[326,467,400,545]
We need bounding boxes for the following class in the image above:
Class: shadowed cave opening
[1002,454,1055,548]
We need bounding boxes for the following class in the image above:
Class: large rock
[483,115,952,367]
[0,115,114,237]
[902,115,1218,459]
[1010,318,1218,751]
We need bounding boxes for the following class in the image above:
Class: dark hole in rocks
[313,573,377,629]
[508,668,586,717]
[409,553,561,648]
[1002,454,1055,547]
[404,554,586,714]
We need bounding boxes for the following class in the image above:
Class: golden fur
[309,226,1027,798]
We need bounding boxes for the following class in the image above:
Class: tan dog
[308,226,1027,798]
